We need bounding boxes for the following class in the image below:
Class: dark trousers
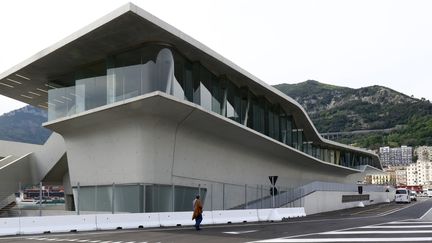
[195,214,202,230]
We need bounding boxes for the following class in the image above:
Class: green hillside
[274,80,432,149]
[0,106,51,144]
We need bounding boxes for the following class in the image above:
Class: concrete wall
[29,132,66,183]
[0,140,41,158]
[0,154,33,208]
[302,191,395,215]
[45,95,362,190]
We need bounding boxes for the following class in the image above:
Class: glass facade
[47,44,380,170]
[76,184,206,213]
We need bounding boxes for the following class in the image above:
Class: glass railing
[47,45,380,170]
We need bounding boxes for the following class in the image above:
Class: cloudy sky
[1,0,431,115]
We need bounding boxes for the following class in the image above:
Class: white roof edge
[1,2,379,163]
[0,3,133,81]
[130,4,380,160]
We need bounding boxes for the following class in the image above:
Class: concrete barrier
[159,211,194,227]
[0,217,19,236]
[258,208,306,221]
[201,211,214,225]
[212,209,258,224]
[257,209,273,221]
[4,207,305,235]
[96,213,160,230]
[277,208,306,218]
[19,215,97,234]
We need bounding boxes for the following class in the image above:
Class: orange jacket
[192,199,203,220]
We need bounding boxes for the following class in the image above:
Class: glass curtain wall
[47,44,379,170]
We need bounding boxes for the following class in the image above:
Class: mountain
[0,106,51,144]
[274,80,432,149]
[1,80,431,149]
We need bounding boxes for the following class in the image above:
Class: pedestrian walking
[192,195,203,230]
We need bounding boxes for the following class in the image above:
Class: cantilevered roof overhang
[0,3,382,169]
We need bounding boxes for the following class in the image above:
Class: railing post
[77,182,80,215]
[256,185,259,209]
[112,183,115,214]
[16,181,21,217]
[198,184,201,197]
[94,185,98,212]
[210,183,213,211]
[260,185,263,209]
[39,182,42,216]
[222,183,225,210]
[244,184,247,209]
[172,184,175,212]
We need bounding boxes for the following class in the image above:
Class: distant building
[366,168,396,186]
[379,146,413,167]
[395,168,407,186]
[407,163,418,186]
[416,146,432,161]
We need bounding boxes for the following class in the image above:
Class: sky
[1,0,432,115]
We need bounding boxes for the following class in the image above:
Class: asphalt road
[2,198,432,243]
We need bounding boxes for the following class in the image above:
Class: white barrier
[0,217,19,236]
[202,211,214,225]
[0,207,305,236]
[258,208,306,222]
[19,215,96,234]
[257,209,274,221]
[277,208,306,218]
[159,211,194,227]
[212,209,259,224]
[96,213,160,230]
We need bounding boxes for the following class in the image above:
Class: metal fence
[0,179,393,218]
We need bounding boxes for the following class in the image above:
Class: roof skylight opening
[15,74,31,80]
[45,84,57,89]
[53,99,64,104]
[6,78,22,84]
[61,96,72,101]
[0,82,14,88]
[29,91,41,96]
[20,94,33,99]
[37,88,49,93]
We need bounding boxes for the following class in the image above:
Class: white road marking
[362,225,432,228]
[420,206,432,219]
[223,230,258,234]
[376,202,420,216]
[254,237,432,242]
[320,230,432,234]
[387,221,432,224]
[252,220,432,242]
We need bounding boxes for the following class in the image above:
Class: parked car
[395,188,411,203]
[410,191,417,201]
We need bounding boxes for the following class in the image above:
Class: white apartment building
[407,163,418,186]
[379,146,413,167]
[395,168,407,186]
[404,147,432,188]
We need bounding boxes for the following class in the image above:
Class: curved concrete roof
[0,3,382,169]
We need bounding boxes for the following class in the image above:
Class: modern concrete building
[0,3,383,213]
